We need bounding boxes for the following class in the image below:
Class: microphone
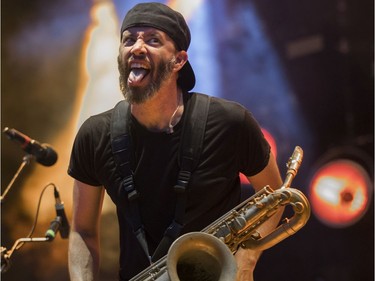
[53,186,70,239]
[45,216,62,241]
[3,127,58,166]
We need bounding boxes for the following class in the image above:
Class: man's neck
[131,85,184,133]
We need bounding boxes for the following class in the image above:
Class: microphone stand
[1,217,62,273]
[1,237,50,272]
[1,141,66,273]
[0,154,33,204]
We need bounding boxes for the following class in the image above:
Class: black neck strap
[110,93,210,262]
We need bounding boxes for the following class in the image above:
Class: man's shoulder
[190,92,246,112]
[90,106,115,119]
[187,93,248,132]
[78,107,114,138]
[208,95,247,121]
[86,107,115,125]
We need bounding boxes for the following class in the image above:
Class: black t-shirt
[68,92,270,280]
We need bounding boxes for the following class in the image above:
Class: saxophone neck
[281,146,303,189]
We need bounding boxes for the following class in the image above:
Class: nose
[131,38,146,56]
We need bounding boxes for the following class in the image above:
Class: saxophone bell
[167,232,237,281]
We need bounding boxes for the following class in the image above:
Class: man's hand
[234,247,262,281]
[235,152,283,281]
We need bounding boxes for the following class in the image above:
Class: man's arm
[69,180,105,281]
[235,152,283,281]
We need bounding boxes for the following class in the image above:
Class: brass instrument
[130,146,311,281]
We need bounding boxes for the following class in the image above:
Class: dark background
[1,0,373,280]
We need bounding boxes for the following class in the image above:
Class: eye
[147,36,162,46]
[122,36,136,46]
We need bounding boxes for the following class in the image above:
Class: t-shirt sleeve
[238,109,270,177]
[68,117,103,186]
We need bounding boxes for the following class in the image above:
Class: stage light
[240,128,277,185]
[262,128,277,159]
[308,147,373,228]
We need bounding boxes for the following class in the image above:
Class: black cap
[121,2,196,91]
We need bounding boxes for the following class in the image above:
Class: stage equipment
[1,130,67,273]
[53,187,70,239]
[131,146,310,281]
[3,127,57,166]
[309,146,373,228]
[1,127,58,203]
[1,183,69,273]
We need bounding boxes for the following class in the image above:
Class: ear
[173,50,188,71]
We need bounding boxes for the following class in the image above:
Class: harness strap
[110,93,210,262]
[110,101,151,260]
[151,93,210,261]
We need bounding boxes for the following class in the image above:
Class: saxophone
[131,146,311,281]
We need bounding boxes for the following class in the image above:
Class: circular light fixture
[309,147,373,227]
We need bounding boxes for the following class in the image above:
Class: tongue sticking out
[128,68,148,84]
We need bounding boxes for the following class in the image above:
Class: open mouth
[128,62,150,85]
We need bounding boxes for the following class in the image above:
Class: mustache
[127,54,150,66]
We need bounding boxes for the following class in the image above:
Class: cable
[14,182,56,251]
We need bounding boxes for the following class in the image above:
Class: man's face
[118,27,178,104]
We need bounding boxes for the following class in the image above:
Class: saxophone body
[130,146,311,281]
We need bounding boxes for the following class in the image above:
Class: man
[68,2,283,281]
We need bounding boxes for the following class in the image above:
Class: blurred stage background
[1,0,373,280]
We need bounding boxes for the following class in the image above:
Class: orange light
[240,128,277,185]
[309,159,372,227]
[262,128,277,159]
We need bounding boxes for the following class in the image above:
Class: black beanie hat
[121,2,196,91]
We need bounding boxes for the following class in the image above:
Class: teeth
[130,62,149,69]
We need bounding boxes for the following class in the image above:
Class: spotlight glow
[240,128,277,185]
[309,159,372,227]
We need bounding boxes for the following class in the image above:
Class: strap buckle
[120,175,139,201]
[173,171,191,193]
[164,220,184,239]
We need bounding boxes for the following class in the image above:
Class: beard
[118,55,176,104]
